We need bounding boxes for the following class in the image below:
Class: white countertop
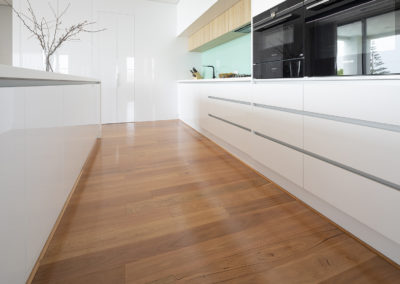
[254,75,400,82]
[177,77,252,83]
[178,75,400,84]
[0,64,100,87]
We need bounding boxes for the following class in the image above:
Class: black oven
[305,0,400,77]
[253,0,305,79]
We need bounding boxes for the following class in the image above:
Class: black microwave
[253,0,305,79]
[305,0,400,76]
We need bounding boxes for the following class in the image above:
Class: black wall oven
[253,0,305,79]
[305,0,400,77]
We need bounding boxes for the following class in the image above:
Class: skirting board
[182,120,400,266]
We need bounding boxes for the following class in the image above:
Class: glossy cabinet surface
[178,78,400,264]
[304,116,400,186]
[252,133,304,186]
[205,83,252,153]
[253,82,303,110]
[0,84,100,284]
[304,81,400,125]
[304,155,400,245]
[251,82,304,186]
[206,83,251,128]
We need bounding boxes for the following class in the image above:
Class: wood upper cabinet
[188,0,251,52]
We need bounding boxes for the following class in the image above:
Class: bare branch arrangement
[5,0,105,72]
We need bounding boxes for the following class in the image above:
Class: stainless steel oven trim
[306,0,331,10]
[254,13,294,31]
[305,0,377,23]
[253,2,303,28]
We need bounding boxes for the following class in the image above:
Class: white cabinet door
[252,0,286,17]
[252,133,304,187]
[304,116,400,187]
[178,83,209,131]
[253,81,303,110]
[304,80,400,125]
[251,82,304,186]
[178,83,198,129]
[204,83,252,131]
[203,83,252,153]
[94,12,135,124]
[304,155,400,246]
[207,114,253,154]
[252,108,303,148]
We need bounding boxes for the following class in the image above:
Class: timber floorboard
[32,120,400,283]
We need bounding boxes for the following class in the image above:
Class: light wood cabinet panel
[228,0,251,31]
[188,0,251,52]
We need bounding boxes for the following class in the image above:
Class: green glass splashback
[201,34,251,79]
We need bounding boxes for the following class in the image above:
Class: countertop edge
[177,78,252,83]
[178,75,400,83]
[0,64,100,85]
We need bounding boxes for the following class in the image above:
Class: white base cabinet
[304,155,400,246]
[178,78,400,265]
[252,133,304,187]
[0,83,101,284]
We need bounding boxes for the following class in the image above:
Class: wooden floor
[32,120,400,283]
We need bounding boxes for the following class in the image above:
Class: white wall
[0,2,12,65]
[12,0,201,122]
[176,0,217,36]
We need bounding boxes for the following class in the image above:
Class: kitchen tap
[203,65,216,79]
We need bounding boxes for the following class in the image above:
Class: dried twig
[5,0,105,72]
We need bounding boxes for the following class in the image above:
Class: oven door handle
[306,0,331,10]
[254,13,293,32]
[306,0,377,22]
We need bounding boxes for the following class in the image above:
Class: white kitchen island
[178,76,400,266]
[0,65,101,283]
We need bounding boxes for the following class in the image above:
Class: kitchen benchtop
[0,64,100,88]
[177,78,252,83]
[178,75,400,83]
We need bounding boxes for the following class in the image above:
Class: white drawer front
[208,97,251,129]
[304,155,400,245]
[207,114,252,154]
[251,133,303,187]
[253,82,303,110]
[205,83,251,102]
[304,116,400,186]
[252,107,303,148]
[304,80,400,125]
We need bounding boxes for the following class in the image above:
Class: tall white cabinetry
[94,12,135,124]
